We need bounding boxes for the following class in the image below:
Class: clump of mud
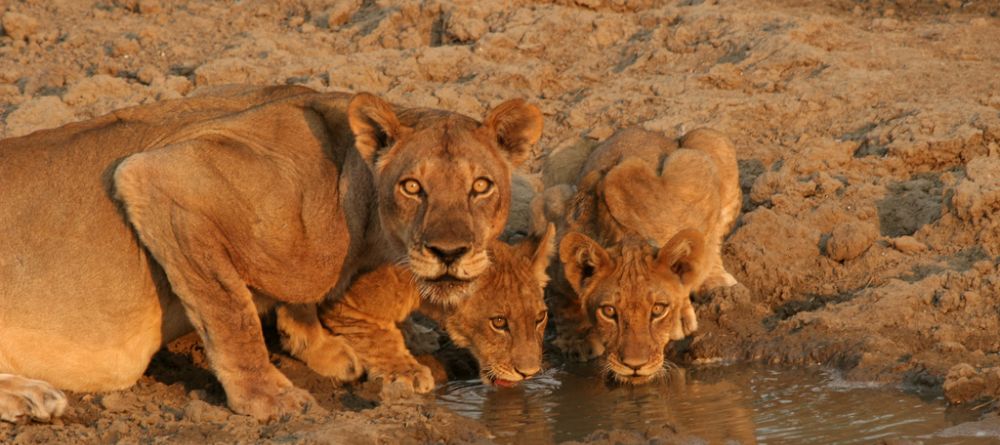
[2,0,999,443]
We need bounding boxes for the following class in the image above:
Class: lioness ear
[482,99,543,167]
[558,231,611,296]
[348,93,410,169]
[529,223,557,286]
[655,229,707,287]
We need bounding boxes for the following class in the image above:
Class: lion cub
[547,128,740,383]
[285,225,555,392]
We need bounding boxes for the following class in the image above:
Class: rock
[825,222,877,261]
[111,37,141,58]
[136,66,161,85]
[4,96,76,138]
[325,0,361,28]
[943,363,1000,405]
[587,125,614,141]
[1,12,41,41]
[890,236,927,254]
[138,0,162,14]
[182,399,229,423]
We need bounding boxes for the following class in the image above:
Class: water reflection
[436,362,992,444]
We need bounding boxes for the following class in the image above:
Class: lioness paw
[227,378,318,422]
[0,374,68,423]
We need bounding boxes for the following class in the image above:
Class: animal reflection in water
[436,360,756,444]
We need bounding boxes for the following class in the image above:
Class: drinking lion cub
[284,225,556,392]
[548,128,741,383]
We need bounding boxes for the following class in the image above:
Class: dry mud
[2,0,999,443]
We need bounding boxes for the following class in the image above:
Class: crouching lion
[284,224,555,392]
[0,85,542,422]
[547,128,740,383]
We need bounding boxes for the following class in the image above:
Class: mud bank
[2,0,999,443]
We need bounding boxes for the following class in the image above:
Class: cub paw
[372,363,435,394]
[553,333,605,362]
[226,373,318,422]
[0,374,68,423]
[300,333,363,383]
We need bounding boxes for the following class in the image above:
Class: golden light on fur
[295,224,557,393]
[547,128,741,384]
[0,85,542,422]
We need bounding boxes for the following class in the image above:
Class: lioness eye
[400,179,422,196]
[651,303,668,319]
[490,316,508,330]
[599,305,617,320]
[471,178,493,195]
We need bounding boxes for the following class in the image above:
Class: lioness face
[445,225,555,387]
[348,94,543,304]
[560,230,706,384]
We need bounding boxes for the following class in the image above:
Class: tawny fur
[289,225,556,393]
[0,85,542,422]
[545,127,741,383]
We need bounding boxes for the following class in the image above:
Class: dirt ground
[2,0,999,443]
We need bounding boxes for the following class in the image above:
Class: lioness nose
[425,243,470,265]
[515,364,540,379]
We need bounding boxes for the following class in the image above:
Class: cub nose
[424,243,470,266]
[514,364,540,379]
[622,356,648,372]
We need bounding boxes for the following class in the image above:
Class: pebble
[890,236,927,254]
[1,12,40,41]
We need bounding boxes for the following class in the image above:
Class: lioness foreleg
[114,148,316,421]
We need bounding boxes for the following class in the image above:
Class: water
[435,362,996,444]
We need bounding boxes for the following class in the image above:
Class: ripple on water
[435,362,996,444]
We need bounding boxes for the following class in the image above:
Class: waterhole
[436,362,995,444]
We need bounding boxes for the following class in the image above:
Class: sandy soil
[2,0,999,443]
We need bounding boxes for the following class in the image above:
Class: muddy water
[436,362,995,444]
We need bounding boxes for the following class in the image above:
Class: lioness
[0,85,542,422]
[549,128,740,383]
[287,224,555,392]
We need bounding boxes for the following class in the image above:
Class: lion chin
[417,275,476,306]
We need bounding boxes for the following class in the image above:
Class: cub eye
[599,305,617,320]
[400,179,422,196]
[536,310,548,326]
[471,178,493,195]
[490,316,508,331]
[651,303,669,319]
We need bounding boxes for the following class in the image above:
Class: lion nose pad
[424,243,470,266]
[622,356,648,372]
[515,365,540,379]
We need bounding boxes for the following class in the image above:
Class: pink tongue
[493,379,517,388]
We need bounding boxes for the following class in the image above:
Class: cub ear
[558,231,611,296]
[348,93,410,169]
[528,223,558,286]
[482,99,543,167]
[655,229,707,287]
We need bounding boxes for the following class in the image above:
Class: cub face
[348,95,543,304]
[444,224,556,387]
[559,230,705,384]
